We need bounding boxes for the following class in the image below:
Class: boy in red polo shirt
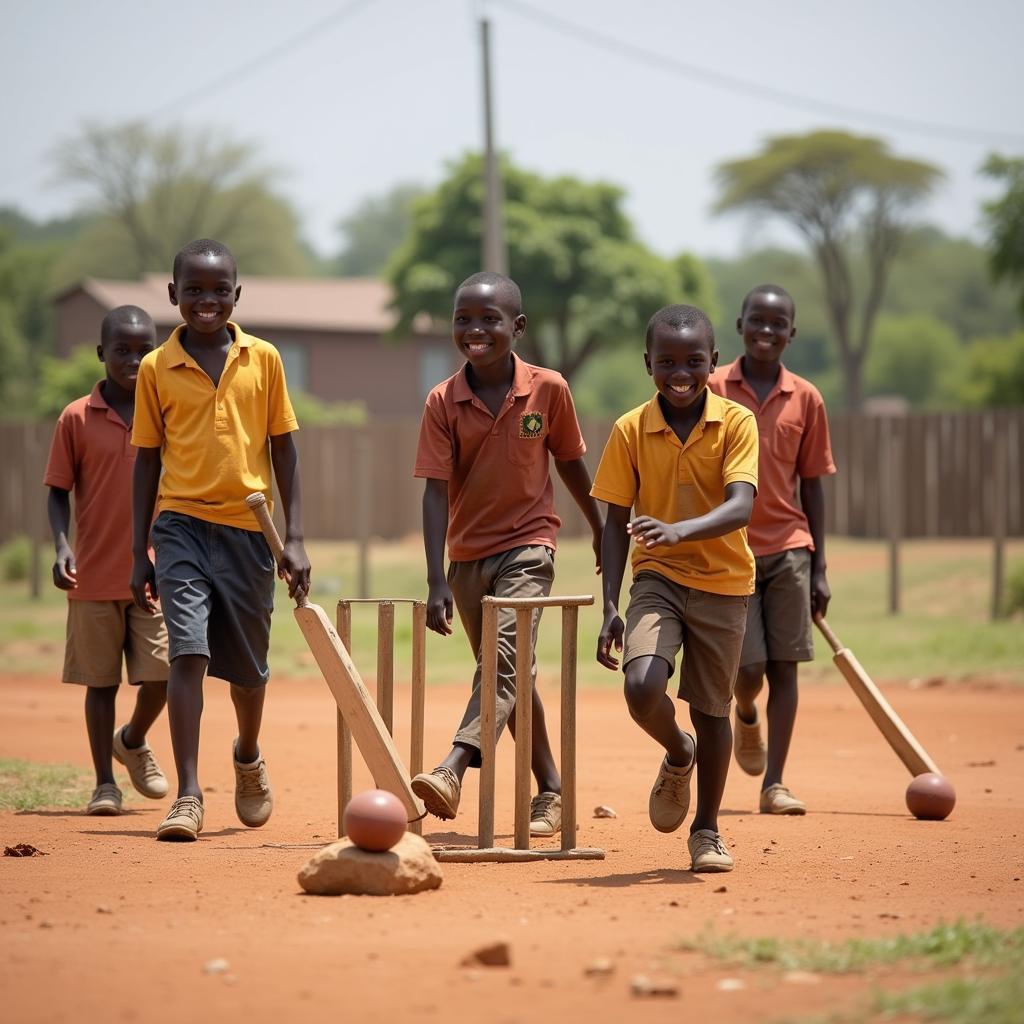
[44,306,169,816]
[411,272,603,836]
[708,284,836,815]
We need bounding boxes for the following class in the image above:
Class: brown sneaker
[411,766,461,820]
[234,746,274,828]
[113,725,168,799]
[760,783,806,815]
[733,708,766,776]
[688,829,734,872]
[649,739,696,834]
[530,792,562,836]
[156,796,204,841]
[87,783,123,816]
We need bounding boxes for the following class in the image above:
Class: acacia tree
[54,122,310,280]
[388,154,715,382]
[715,131,941,409]
[981,154,1024,315]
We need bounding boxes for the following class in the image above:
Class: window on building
[277,341,308,394]
[419,345,451,400]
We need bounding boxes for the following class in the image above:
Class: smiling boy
[131,238,310,841]
[411,272,603,837]
[708,285,836,815]
[592,304,758,872]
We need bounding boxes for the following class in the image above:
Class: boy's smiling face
[737,290,796,364]
[97,322,156,393]
[452,282,526,371]
[645,322,718,410]
[169,253,240,336]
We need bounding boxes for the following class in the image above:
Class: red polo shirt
[708,358,836,557]
[43,383,139,601]
[414,355,587,562]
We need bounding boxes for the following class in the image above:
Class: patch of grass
[875,970,1024,1024]
[678,920,1024,975]
[0,757,96,811]
[0,534,31,582]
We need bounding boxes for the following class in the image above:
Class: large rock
[298,832,443,896]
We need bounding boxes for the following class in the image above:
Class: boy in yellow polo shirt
[592,304,757,872]
[131,238,310,842]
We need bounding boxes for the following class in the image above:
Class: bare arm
[554,456,604,573]
[596,502,632,670]
[131,446,162,612]
[422,478,453,636]
[269,432,311,599]
[628,482,755,549]
[800,475,830,618]
[47,487,76,591]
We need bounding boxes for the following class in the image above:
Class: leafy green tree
[336,184,424,276]
[53,122,311,284]
[865,313,960,408]
[715,131,942,410]
[958,331,1024,407]
[388,154,715,383]
[35,345,103,418]
[981,154,1024,315]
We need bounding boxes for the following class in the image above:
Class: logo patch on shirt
[519,411,544,438]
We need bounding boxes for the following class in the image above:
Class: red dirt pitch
[2,674,1022,1023]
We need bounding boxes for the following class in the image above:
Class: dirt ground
[2,672,1023,1024]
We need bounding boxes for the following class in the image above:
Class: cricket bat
[245,493,425,823]
[814,615,940,777]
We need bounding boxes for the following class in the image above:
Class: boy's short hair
[740,283,795,316]
[172,238,237,282]
[100,305,155,347]
[454,271,522,315]
[645,304,715,350]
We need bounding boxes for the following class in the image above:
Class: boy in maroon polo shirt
[44,306,169,816]
[411,272,603,836]
[708,284,836,814]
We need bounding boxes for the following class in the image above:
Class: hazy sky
[3,0,1023,262]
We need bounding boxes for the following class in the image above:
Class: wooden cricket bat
[245,493,425,823]
[814,615,939,777]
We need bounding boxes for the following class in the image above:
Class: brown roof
[65,275,432,334]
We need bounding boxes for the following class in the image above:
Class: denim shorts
[151,511,275,688]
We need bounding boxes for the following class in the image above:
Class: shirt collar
[643,387,725,433]
[727,356,795,394]
[164,321,249,367]
[452,352,533,403]
[85,380,131,428]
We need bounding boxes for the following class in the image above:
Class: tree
[981,154,1024,315]
[388,154,715,383]
[715,131,942,410]
[865,313,960,408]
[336,184,425,276]
[53,122,311,283]
[958,331,1024,407]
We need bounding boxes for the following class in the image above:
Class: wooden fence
[3,409,1022,546]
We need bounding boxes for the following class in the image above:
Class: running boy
[44,305,169,816]
[708,284,835,815]
[593,304,758,872]
[131,238,310,841]
[411,272,603,836]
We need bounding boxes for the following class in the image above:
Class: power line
[493,0,1024,148]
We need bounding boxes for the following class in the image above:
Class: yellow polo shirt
[591,390,758,595]
[132,323,298,530]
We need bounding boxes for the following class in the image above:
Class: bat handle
[814,614,843,655]
[245,492,308,608]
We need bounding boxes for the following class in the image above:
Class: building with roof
[55,276,457,416]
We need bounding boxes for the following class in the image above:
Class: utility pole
[480,17,507,274]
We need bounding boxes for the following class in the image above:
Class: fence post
[884,418,902,615]
[991,413,1007,620]
[354,431,371,599]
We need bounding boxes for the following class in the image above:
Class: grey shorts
[739,547,814,667]
[151,511,275,688]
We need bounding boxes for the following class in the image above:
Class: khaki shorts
[63,599,169,687]
[740,548,814,667]
[623,571,748,718]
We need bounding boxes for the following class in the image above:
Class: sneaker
[760,783,807,815]
[688,829,734,873]
[733,708,766,776]
[157,796,204,841]
[87,783,123,816]
[234,745,274,828]
[530,792,562,836]
[113,725,168,799]
[649,738,696,834]
[411,766,461,820]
